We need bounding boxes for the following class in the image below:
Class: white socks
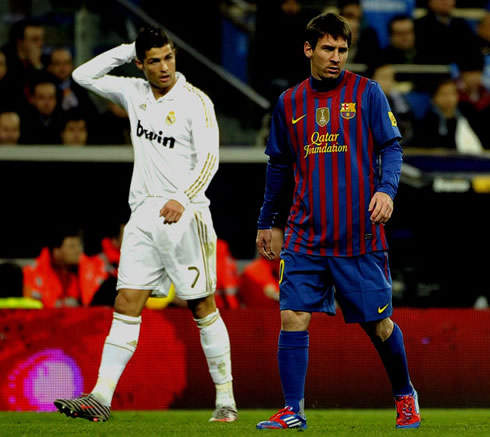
[91,312,141,406]
[91,310,235,409]
[195,309,235,407]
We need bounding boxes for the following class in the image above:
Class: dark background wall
[1,158,490,307]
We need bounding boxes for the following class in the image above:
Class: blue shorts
[279,249,392,323]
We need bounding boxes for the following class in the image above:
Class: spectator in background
[0,50,7,81]
[414,0,480,67]
[239,226,283,309]
[338,0,380,64]
[215,239,240,310]
[86,222,126,307]
[23,227,84,308]
[47,47,99,121]
[2,18,46,107]
[250,0,318,104]
[20,76,62,144]
[357,0,415,50]
[477,11,490,57]
[139,0,222,63]
[379,15,417,65]
[96,101,131,145]
[0,50,19,113]
[411,77,483,153]
[0,111,21,145]
[369,63,415,145]
[0,262,42,308]
[60,109,89,146]
[476,12,490,90]
[457,57,490,149]
[23,226,109,308]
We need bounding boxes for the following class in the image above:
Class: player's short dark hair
[135,26,174,62]
[305,13,352,49]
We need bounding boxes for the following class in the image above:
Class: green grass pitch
[0,409,489,436]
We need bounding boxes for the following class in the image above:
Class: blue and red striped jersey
[262,71,402,257]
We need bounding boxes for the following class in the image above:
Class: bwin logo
[136,120,176,148]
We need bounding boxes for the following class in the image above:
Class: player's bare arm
[368,192,393,224]
[256,229,275,260]
[159,199,184,224]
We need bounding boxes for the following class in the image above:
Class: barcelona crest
[315,107,330,127]
[166,111,176,125]
[340,102,356,119]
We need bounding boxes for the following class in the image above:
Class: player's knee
[280,310,310,331]
[188,294,217,319]
[377,318,394,341]
[362,317,394,342]
[114,289,147,317]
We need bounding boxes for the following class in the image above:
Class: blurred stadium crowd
[0,0,488,148]
[0,0,489,308]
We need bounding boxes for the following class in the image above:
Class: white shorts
[117,197,217,300]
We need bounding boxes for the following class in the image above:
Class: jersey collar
[146,72,186,102]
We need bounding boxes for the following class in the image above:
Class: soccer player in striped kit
[54,26,237,423]
[256,13,420,430]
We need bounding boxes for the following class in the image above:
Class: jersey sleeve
[377,139,403,200]
[258,96,293,229]
[265,96,293,160]
[367,81,402,148]
[71,43,138,109]
[173,92,219,208]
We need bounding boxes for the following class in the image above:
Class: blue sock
[372,323,413,397]
[278,330,309,414]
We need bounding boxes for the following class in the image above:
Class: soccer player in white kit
[54,26,237,423]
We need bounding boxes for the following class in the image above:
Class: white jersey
[72,43,219,211]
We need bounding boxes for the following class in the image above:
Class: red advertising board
[1,308,489,411]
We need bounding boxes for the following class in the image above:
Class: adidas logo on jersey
[136,120,175,148]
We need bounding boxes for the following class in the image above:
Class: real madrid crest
[166,111,176,125]
[316,107,330,127]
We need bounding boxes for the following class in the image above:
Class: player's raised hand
[160,199,184,224]
[256,229,275,260]
[368,192,393,224]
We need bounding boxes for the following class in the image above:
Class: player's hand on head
[368,192,393,224]
[160,199,185,224]
[256,229,275,260]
